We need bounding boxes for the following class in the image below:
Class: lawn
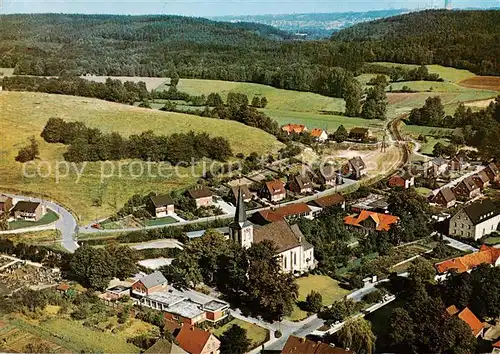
[144,216,178,226]
[418,137,451,155]
[287,275,351,321]
[0,92,282,224]
[212,318,268,349]
[1,230,62,244]
[370,62,476,83]
[402,123,456,138]
[484,237,500,246]
[415,187,432,197]
[8,211,59,230]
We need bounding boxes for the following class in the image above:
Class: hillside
[332,10,500,75]
[0,91,282,222]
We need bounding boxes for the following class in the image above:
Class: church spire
[230,187,251,229]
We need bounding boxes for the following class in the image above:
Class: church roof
[253,220,310,253]
[229,187,252,229]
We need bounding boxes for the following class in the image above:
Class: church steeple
[229,187,253,248]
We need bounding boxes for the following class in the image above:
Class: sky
[1,0,499,17]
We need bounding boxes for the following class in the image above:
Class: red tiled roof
[176,326,216,354]
[309,194,345,209]
[344,210,399,231]
[435,245,500,274]
[446,305,459,316]
[258,203,311,222]
[310,128,325,138]
[282,124,307,134]
[57,283,70,291]
[281,336,354,354]
[493,340,500,348]
[265,179,286,196]
[457,307,484,337]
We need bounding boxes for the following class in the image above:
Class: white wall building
[449,199,500,240]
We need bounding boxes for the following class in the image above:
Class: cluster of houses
[0,195,47,222]
[281,123,374,143]
[147,186,213,218]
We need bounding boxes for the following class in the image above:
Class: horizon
[2,0,499,17]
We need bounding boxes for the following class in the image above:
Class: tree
[305,290,323,313]
[0,212,9,231]
[15,136,39,163]
[361,85,387,120]
[344,80,362,117]
[220,324,251,354]
[206,92,223,107]
[332,125,348,143]
[260,96,268,108]
[432,142,445,157]
[70,245,115,290]
[160,100,177,112]
[335,318,376,354]
[251,96,262,108]
[408,258,435,286]
[170,72,180,87]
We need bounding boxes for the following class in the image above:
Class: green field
[371,62,476,83]
[484,236,500,245]
[212,319,268,349]
[144,216,178,226]
[8,211,59,230]
[287,275,350,321]
[418,137,451,155]
[0,92,282,224]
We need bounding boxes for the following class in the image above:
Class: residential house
[342,156,367,180]
[349,127,371,141]
[448,156,466,172]
[472,170,491,189]
[452,176,481,200]
[388,172,415,190]
[142,293,206,325]
[351,193,390,213]
[103,285,131,301]
[446,306,485,338]
[281,336,354,354]
[230,185,252,204]
[289,173,314,194]
[449,199,500,240]
[436,245,500,274]
[12,201,46,221]
[250,203,313,225]
[0,195,13,215]
[316,165,342,187]
[131,271,168,298]
[176,325,221,354]
[282,124,308,135]
[188,187,213,208]
[229,190,315,273]
[261,179,287,202]
[308,194,346,211]
[148,194,175,218]
[144,339,188,354]
[345,210,400,232]
[310,128,328,142]
[429,157,449,176]
[202,300,229,323]
[431,187,457,208]
[483,163,500,183]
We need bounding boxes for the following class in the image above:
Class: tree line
[40,118,233,163]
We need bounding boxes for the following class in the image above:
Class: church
[228,189,316,274]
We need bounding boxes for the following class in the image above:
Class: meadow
[212,318,268,349]
[0,92,282,224]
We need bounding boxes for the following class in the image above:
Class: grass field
[212,319,268,349]
[402,123,457,137]
[459,76,500,92]
[419,137,451,155]
[144,216,178,226]
[82,75,168,91]
[287,275,350,321]
[371,62,476,83]
[0,230,62,244]
[8,211,59,230]
[0,92,282,224]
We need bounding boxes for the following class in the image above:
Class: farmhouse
[316,165,342,187]
[288,173,314,194]
[448,156,466,172]
[430,187,457,208]
[282,124,308,135]
[344,210,399,232]
[176,325,221,354]
[484,162,500,182]
[429,157,449,176]
[251,203,313,225]
[449,199,500,240]
[310,128,328,142]
[349,127,371,141]
[436,245,500,274]
[281,336,354,354]
[342,156,367,180]
[261,179,287,202]
[0,195,13,215]
[452,176,480,200]
[230,185,252,203]
[229,190,315,273]
[388,172,415,190]
[131,271,168,298]
[188,186,213,208]
[148,194,175,218]
[12,201,46,222]
[308,193,346,210]
[446,306,485,338]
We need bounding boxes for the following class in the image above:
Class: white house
[229,188,315,273]
[449,199,500,240]
[310,128,328,142]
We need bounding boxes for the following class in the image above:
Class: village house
[250,203,313,225]
[281,124,308,135]
[230,185,252,204]
[288,173,314,194]
[484,162,500,182]
[308,193,346,211]
[188,186,213,208]
[344,210,400,233]
[446,306,485,338]
[448,156,466,172]
[229,189,315,273]
[281,336,354,354]
[349,127,371,141]
[430,187,457,208]
[102,285,131,301]
[12,201,46,222]
[449,199,500,240]
[131,271,168,298]
[310,128,328,142]
[436,245,500,275]
[142,293,206,325]
[148,194,175,218]
[316,165,342,187]
[0,195,13,215]
[472,170,491,189]
[342,156,367,180]
[452,176,481,200]
[351,193,390,213]
[261,179,287,202]
[144,339,188,354]
[429,157,449,176]
[388,172,415,190]
[176,325,221,354]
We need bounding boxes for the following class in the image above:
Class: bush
[362,290,384,304]
[305,291,323,313]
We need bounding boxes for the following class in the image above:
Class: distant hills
[211,10,410,39]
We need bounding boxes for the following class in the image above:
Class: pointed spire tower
[229,187,254,249]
